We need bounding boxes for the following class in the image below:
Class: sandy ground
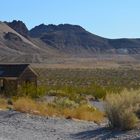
[0,111,140,140]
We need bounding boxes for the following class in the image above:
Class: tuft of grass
[62,104,104,122]
[0,98,8,110]
[13,97,38,114]
[105,89,140,130]
[13,97,50,116]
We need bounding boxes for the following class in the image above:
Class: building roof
[0,64,30,78]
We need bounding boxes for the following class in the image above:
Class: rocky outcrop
[4,32,22,41]
[5,20,29,38]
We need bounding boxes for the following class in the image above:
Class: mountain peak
[5,20,29,38]
[29,23,86,38]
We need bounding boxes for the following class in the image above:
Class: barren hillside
[0,20,140,66]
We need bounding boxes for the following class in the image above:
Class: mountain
[0,20,140,64]
[30,24,111,54]
[30,23,140,54]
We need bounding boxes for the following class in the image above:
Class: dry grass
[105,89,140,130]
[13,97,46,115]
[13,97,105,123]
[62,105,104,122]
[0,98,8,110]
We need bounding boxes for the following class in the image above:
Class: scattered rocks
[0,110,139,140]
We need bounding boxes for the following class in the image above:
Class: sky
[0,0,140,39]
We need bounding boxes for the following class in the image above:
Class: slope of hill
[0,20,140,65]
[30,24,111,54]
[0,21,66,63]
[29,23,140,55]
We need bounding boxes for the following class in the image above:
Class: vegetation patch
[2,68,140,127]
[105,89,140,130]
[0,97,8,110]
[36,68,140,100]
[13,97,104,123]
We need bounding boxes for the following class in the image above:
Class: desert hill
[0,20,140,66]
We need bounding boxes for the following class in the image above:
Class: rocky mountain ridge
[0,20,140,63]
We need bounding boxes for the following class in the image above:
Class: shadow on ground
[71,127,131,140]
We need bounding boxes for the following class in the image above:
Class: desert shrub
[13,97,38,113]
[0,98,8,109]
[46,88,85,103]
[105,89,140,130]
[72,104,103,122]
[53,97,78,108]
[47,89,68,97]
[13,97,48,115]
[85,84,107,99]
[17,84,46,98]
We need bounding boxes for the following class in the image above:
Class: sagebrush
[105,89,140,130]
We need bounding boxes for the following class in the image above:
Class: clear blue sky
[0,0,140,38]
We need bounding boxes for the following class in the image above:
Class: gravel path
[90,101,105,112]
[0,111,140,140]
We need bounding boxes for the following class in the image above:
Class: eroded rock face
[5,20,29,38]
[4,32,22,41]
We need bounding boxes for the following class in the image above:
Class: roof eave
[0,77,18,80]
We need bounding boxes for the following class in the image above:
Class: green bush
[105,89,140,130]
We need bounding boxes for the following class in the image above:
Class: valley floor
[0,111,139,140]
